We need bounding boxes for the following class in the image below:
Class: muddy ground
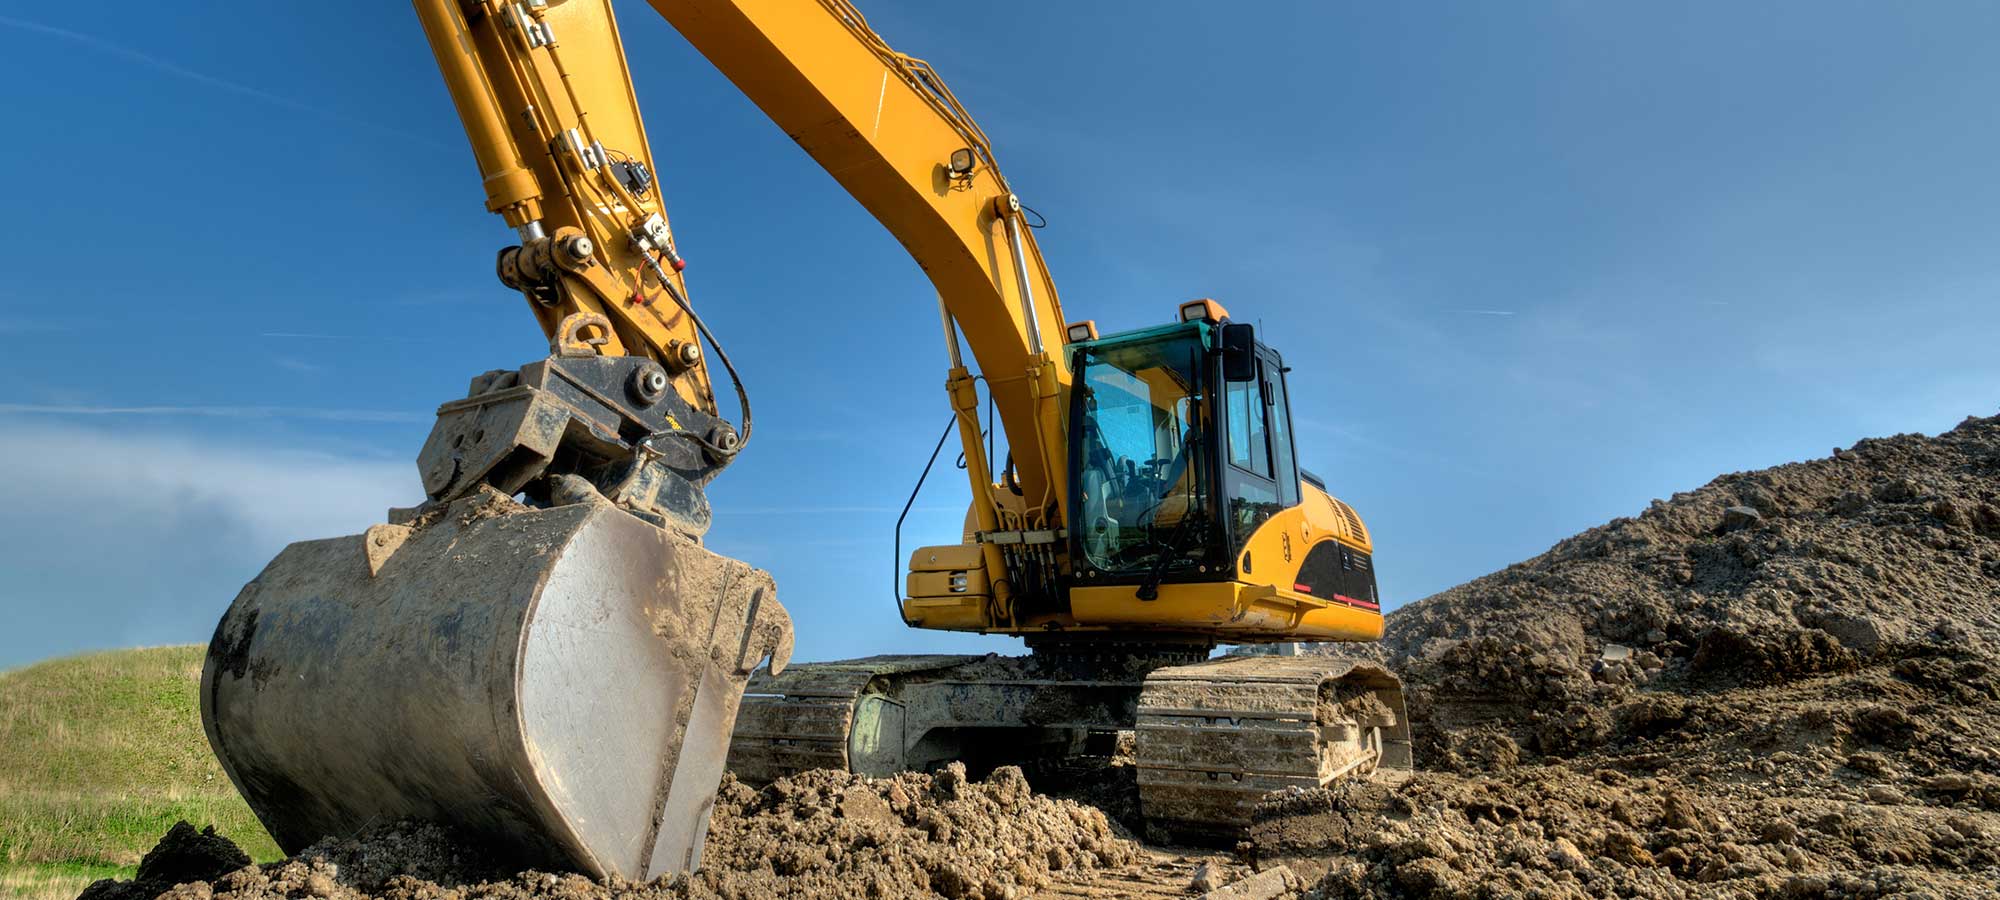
[88,414,2000,898]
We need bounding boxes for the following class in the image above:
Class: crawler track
[727,651,1411,845]
[1133,656,1411,843]
[724,655,975,783]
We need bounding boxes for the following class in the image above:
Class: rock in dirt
[1199,866,1295,900]
[1189,861,1223,892]
[1721,504,1764,530]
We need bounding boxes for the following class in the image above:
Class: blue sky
[2,2,1997,669]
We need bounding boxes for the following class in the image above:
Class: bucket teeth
[1133,656,1411,844]
[360,523,413,577]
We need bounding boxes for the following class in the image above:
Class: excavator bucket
[199,488,793,880]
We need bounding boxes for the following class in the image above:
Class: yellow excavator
[200,0,1409,880]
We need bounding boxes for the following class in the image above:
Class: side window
[1266,360,1300,507]
[1225,357,1282,561]
[1226,372,1271,478]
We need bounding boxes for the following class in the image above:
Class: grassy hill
[0,646,279,900]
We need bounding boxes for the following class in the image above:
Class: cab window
[1266,359,1300,507]
[1070,332,1216,575]
[1224,357,1284,558]
[1226,375,1270,477]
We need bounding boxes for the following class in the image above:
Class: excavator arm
[413,0,719,413]
[417,0,1073,548]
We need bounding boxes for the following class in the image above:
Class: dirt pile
[77,822,253,900]
[1254,765,1998,898]
[686,764,1134,898]
[1368,413,2000,763]
[1255,413,2000,896]
[82,764,1136,900]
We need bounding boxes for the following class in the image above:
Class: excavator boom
[648,0,1073,508]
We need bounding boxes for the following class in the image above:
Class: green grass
[0,646,280,900]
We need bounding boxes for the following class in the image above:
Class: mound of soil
[87,764,1135,900]
[1370,413,2000,764]
[78,822,252,900]
[1256,413,2000,896]
[687,764,1134,898]
[1256,767,1998,899]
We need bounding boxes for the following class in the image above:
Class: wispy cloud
[0,14,447,150]
[0,423,412,549]
[0,403,424,424]
[1453,309,1518,317]
[0,423,413,666]
[271,356,327,375]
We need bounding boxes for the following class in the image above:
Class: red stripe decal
[1292,583,1312,594]
[1334,593,1380,611]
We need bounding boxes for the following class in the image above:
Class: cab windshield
[1071,331,1214,575]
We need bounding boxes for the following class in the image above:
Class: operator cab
[1066,300,1300,593]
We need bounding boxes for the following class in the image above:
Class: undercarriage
[724,641,1411,843]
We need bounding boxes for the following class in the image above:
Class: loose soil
[82,766,1135,900]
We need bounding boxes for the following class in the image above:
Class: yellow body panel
[902,575,1381,642]
[901,483,1384,644]
[1235,484,1373,583]
[1223,483,1384,639]
[1069,581,1382,643]
[901,594,990,632]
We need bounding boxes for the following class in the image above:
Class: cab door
[1261,347,1301,509]
[1221,344,1300,559]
